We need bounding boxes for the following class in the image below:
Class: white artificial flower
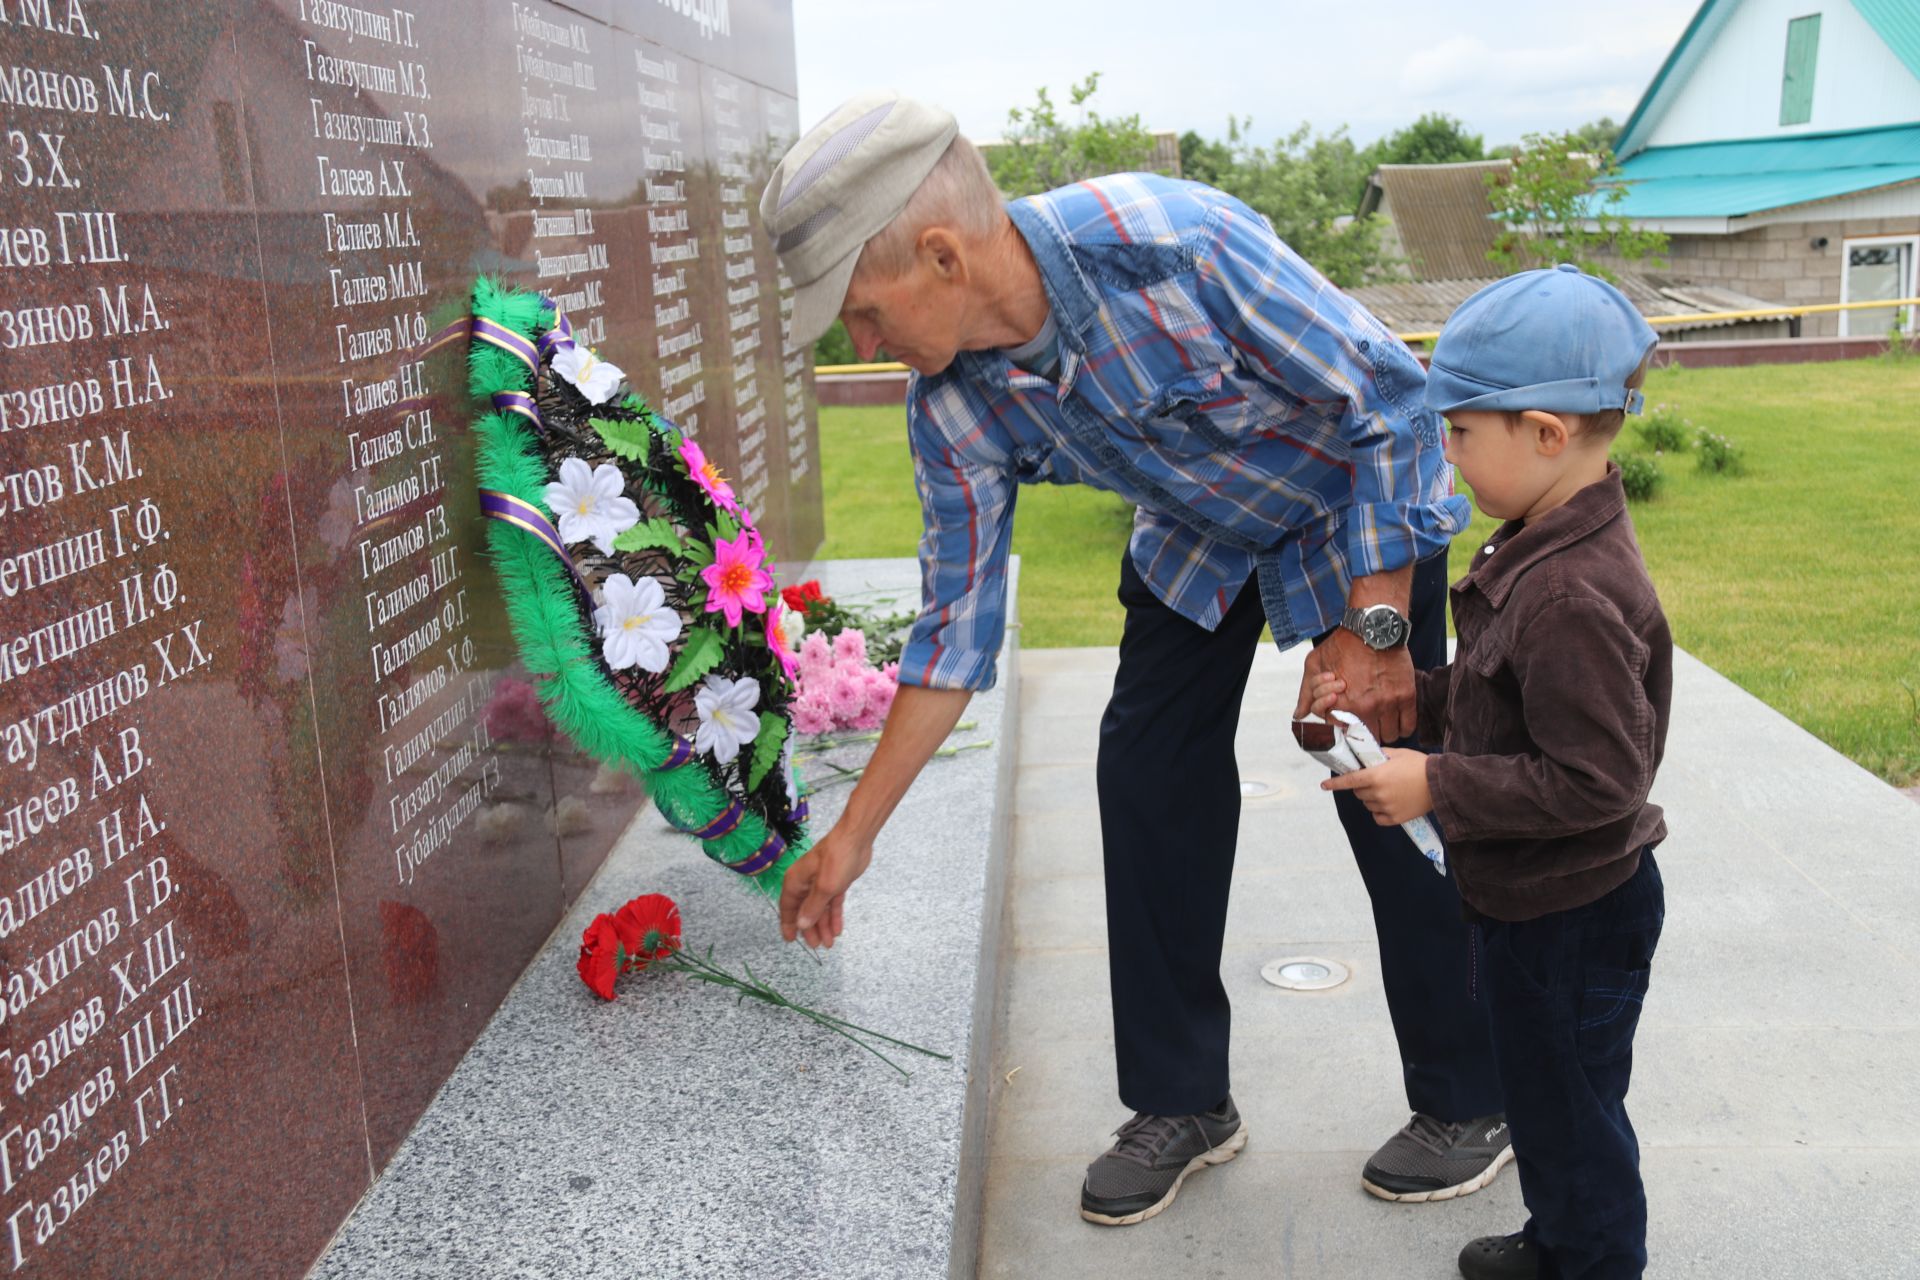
[594,573,682,673]
[543,456,639,555]
[693,674,761,765]
[551,344,625,404]
[781,733,798,809]
[779,605,806,649]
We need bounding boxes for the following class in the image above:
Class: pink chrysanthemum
[827,672,866,722]
[792,688,834,736]
[765,600,799,685]
[698,531,773,628]
[832,628,867,666]
[679,438,739,514]
[797,631,833,677]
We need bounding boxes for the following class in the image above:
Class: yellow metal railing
[813,296,1920,375]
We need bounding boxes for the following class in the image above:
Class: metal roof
[1359,161,1510,280]
[1606,123,1920,217]
[1853,0,1920,83]
[1347,273,1780,335]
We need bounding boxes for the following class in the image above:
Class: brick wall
[1658,217,1920,337]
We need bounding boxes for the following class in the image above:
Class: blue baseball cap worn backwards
[1425,264,1660,417]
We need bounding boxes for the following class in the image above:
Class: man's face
[837,244,965,376]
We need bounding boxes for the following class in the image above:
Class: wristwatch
[1340,604,1411,651]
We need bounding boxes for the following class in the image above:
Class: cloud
[1402,34,1663,98]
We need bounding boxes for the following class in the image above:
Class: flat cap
[760,91,958,348]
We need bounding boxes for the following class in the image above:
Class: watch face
[1364,609,1410,649]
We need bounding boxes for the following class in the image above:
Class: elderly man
[761,93,1511,1225]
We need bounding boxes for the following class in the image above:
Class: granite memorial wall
[0,0,819,1272]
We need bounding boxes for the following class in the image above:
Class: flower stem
[651,949,949,1081]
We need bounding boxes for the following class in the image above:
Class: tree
[1368,113,1485,169]
[1179,129,1232,187]
[986,73,1166,198]
[1205,118,1394,288]
[1484,130,1666,281]
[1488,116,1621,160]
[813,318,856,367]
[1564,116,1622,155]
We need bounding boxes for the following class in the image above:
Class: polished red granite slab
[0,0,818,1272]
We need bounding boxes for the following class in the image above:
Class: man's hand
[1294,626,1416,743]
[778,822,872,949]
[1320,747,1433,825]
[772,683,973,950]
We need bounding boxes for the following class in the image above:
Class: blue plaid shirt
[899,173,1469,691]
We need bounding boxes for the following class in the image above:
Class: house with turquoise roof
[1612,0,1920,336]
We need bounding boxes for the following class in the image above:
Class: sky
[790,0,1698,151]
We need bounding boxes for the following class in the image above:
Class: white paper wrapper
[1295,710,1447,876]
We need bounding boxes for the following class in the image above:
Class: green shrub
[1635,403,1692,453]
[1886,313,1913,364]
[1695,428,1744,475]
[1615,452,1664,502]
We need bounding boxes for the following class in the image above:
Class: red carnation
[611,894,682,969]
[781,580,826,613]
[577,914,623,1000]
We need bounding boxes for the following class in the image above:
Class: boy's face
[1442,409,1561,522]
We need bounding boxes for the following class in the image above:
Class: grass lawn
[815,358,1920,785]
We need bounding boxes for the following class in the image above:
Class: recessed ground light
[1261,956,1350,991]
[1239,779,1274,798]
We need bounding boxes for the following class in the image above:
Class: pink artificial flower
[792,688,834,736]
[698,531,773,628]
[832,628,867,667]
[765,600,799,684]
[679,438,740,514]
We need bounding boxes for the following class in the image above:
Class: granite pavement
[979,644,1920,1280]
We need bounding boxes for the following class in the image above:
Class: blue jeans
[1480,851,1665,1279]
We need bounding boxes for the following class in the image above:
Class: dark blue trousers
[1096,550,1502,1121]
[1480,852,1665,1280]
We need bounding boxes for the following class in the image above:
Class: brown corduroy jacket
[1419,465,1672,922]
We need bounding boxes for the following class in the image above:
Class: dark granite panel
[0,3,370,1276]
[0,0,812,1273]
[756,89,823,563]
[232,0,663,1169]
[632,36,738,487]
[614,0,798,97]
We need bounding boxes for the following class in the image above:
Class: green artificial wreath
[465,277,808,896]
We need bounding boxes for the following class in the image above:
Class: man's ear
[919,227,966,284]
[1520,409,1571,457]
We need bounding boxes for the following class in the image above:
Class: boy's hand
[1321,747,1433,826]
[1305,672,1345,719]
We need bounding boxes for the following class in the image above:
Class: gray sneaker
[1079,1096,1248,1226]
[1362,1112,1513,1202]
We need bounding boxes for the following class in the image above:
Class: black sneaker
[1361,1112,1513,1202]
[1079,1096,1248,1226]
[1459,1232,1540,1279]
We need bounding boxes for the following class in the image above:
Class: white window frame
[1839,234,1920,337]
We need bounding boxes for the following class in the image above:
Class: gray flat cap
[760,91,958,349]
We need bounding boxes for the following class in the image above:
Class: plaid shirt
[899,173,1469,691]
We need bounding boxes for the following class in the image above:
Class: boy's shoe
[1459,1232,1540,1279]
[1362,1112,1513,1202]
[1079,1096,1247,1226]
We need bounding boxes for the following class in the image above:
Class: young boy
[1314,264,1672,1279]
